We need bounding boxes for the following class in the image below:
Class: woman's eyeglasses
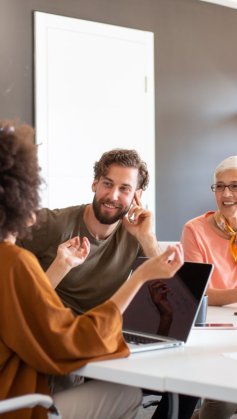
[211,183,237,192]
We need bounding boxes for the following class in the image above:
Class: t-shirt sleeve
[181,223,205,263]
[1,249,129,375]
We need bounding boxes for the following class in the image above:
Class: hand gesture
[110,244,183,314]
[57,236,90,269]
[122,192,153,239]
[136,244,184,282]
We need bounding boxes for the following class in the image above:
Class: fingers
[169,244,184,267]
[64,236,88,249]
[80,237,90,256]
[127,206,151,224]
[165,245,184,275]
[58,236,80,249]
[70,236,90,256]
[69,236,81,247]
[159,244,184,265]
[82,236,90,247]
[58,236,90,256]
[149,244,184,278]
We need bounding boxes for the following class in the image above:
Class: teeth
[104,203,116,209]
[223,202,236,206]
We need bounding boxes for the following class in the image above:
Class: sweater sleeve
[1,248,129,375]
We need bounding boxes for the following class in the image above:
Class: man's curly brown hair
[0,120,41,241]
[93,149,149,191]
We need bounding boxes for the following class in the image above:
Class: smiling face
[214,169,237,223]
[92,163,139,225]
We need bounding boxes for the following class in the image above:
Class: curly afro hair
[0,120,42,241]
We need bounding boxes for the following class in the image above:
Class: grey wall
[1,0,237,240]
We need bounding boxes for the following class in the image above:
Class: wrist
[138,234,161,256]
[46,256,71,288]
[54,254,71,274]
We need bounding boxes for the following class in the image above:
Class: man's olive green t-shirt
[20,205,142,314]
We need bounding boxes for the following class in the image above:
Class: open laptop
[123,258,213,353]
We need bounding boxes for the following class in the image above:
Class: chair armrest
[0,394,54,413]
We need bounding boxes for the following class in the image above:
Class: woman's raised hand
[110,244,184,313]
[56,236,90,269]
[137,243,184,282]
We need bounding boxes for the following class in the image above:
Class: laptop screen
[123,259,213,342]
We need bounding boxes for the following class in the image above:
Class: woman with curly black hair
[0,120,184,419]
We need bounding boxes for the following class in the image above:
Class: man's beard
[92,195,131,225]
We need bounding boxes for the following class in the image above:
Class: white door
[34,12,155,219]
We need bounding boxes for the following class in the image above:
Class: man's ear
[133,189,143,206]
[92,179,98,192]
[135,189,142,200]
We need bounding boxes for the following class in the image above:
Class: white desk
[75,305,237,404]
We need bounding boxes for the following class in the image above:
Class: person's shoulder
[7,244,52,293]
[14,243,39,263]
[40,204,85,215]
[4,243,39,270]
[37,204,85,222]
[184,211,214,228]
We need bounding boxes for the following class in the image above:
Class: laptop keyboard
[123,332,162,345]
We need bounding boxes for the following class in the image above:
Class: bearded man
[20,148,160,314]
